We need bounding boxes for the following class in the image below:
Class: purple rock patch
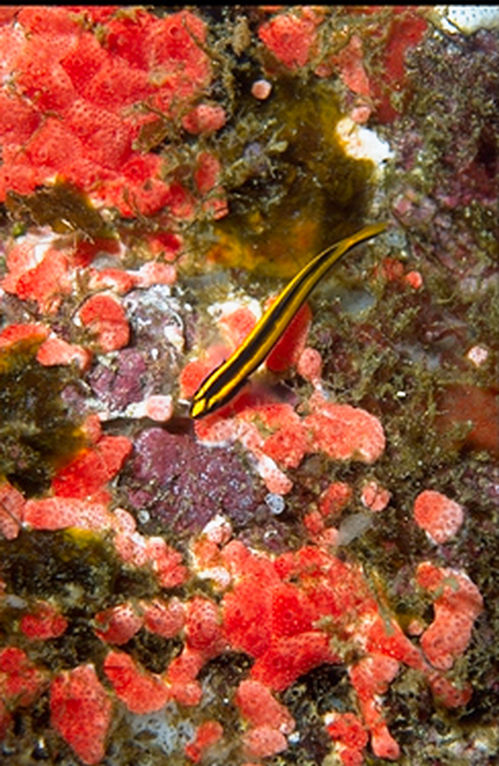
[127,427,263,533]
[88,349,147,410]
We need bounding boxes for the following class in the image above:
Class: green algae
[125,629,183,675]
[270,668,349,765]
[0,341,87,496]
[204,76,377,278]
[5,180,114,240]
[0,530,156,666]
[0,529,150,610]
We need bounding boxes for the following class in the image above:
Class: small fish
[190,222,387,419]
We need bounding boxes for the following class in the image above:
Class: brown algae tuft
[205,78,381,277]
[0,341,87,496]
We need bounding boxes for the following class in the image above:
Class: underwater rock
[129,427,263,533]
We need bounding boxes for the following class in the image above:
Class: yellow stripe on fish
[190,222,388,419]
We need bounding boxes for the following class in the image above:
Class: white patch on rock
[432,5,499,35]
[335,117,394,173]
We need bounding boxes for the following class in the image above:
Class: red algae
[23,497,114,532]
[242,724,288,759]
[0,322,50,349]
[185,719,224,763]
[51,434,132,500]
[258,8,322,70]
[436,384,499,456]
[50,664,112,765]
[94,602,143,645]
[0,481,25,539]
[0,8,219,216]
[413,489,464,543]
[417,562,484,671]
[361,480,391,512]
[321,34,371,98]
[142,597,185,638]
[325,711,368,766]
[296,345,322,384]
[103,650,170,714]
[129,427,264,532]
[265,301,312,372]
[4,247,71,314]
[0,646,47,710]
[182,103,227,134]
[319,481,353,518]
[349,653,401,760]
[79,294,130,352]
[235,678,295,733]
[36,336,92,369]
[304,392,386,464]
[20,600,68,641]
[369,10,429,124]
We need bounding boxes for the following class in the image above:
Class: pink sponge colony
[0,7,222,217]
[413,489,464,544]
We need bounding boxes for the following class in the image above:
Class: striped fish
[190,222,387,418]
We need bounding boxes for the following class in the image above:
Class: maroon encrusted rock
[128,427,263,533]
[88,348,147,409]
